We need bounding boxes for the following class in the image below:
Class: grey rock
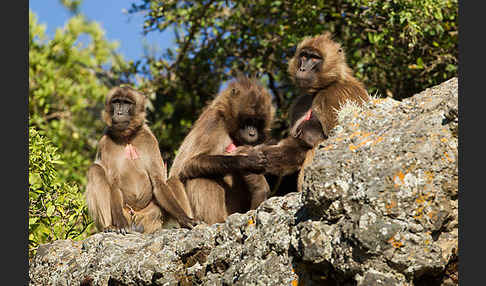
[29,78,458,285]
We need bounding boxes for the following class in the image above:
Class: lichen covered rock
[300,77,458,285]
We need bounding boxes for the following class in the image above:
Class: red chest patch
[304,109,312,121]
[225,143,237,153]
[124,144,139,160]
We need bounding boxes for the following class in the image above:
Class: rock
[300,77,458,284]
[29,78,458,285]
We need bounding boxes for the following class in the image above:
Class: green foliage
[129,0,457,163]
[59,0,83,14]
[29,127,92,258]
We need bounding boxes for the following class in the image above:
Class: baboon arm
[259,137,309,176]
[151,176,197,228]
[290,111,326,148]
[86,163,112,230]
[148,154,197,228]
[86,163,128,230]
[244,174,270,210]
[179,154,252,181]
[109,182,129,229]
[165,176,194,218]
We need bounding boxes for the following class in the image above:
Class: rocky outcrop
[29,77,458,286]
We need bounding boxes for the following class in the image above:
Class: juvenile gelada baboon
[85,86,196,234]
[248,32,369,192]
[169,75,274,225]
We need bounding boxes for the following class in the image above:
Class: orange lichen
[372,136,384,146]
[415,192,432,204]
[290,267,298,286]
[348,132,375,151]
[357,138,373,148]
[427,210,439,221]
[424,171,434,183]
[386,200,397,210]
[350,131,361,139]
[372,98,385,105]
[322,144,335,151]
[413,192,433,219]
[414,206,425,219]
[388,236,404,248]
[361,132,372,138]
[394,171,406,187]
[443,152,454,162]
[334,136,345,142]
[247,218,254,226]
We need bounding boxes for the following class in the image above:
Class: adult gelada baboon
[85,86,196,234]
[169,75,274,225]
[250,32,369,192]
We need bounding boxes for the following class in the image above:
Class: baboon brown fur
[169,75,274,225]
[251,32,369,192]
[85,86,196,234]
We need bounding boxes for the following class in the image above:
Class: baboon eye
[112,99,133,105]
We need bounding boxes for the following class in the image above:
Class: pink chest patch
[304,109,312,121]
[124,144,139,160]
[225,143,237,153]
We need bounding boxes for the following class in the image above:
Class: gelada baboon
[169,75,274,225]
[252,32,369,192]
[85,86,196,234]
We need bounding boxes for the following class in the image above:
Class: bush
[29,127,92,258]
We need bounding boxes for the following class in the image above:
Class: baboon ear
[322,31,332,39]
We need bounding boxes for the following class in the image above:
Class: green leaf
[46,204,55,216]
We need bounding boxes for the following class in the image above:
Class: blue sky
[29,0,175,62]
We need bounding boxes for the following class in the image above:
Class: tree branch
[170,0,215,70]
[267,72,284,110]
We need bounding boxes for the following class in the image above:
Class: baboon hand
[290,122,303,139]
[244,148,267,173]
[130,220,145,233]
[231,145,252,155]
[103,221,144,234]
[178,216,202,229]
[103,225,133,235]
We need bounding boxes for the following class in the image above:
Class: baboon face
[288,32,346,93]
[103,87,146,136]
[110,96,135,130]
[294,47,323,88]
[223,77,273,146]
[237,116,264,145]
